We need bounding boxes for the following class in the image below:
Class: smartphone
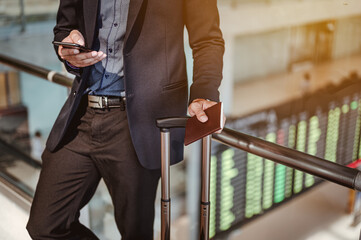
[52,41,92,52]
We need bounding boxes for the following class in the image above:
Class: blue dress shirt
[86,0,130,97]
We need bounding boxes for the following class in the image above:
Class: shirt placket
[101,0,119,88]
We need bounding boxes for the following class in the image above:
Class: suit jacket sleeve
[184,0,225,104]
[53,0,82,77]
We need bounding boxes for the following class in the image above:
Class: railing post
[161,128,171,240]
[200,135,211,240]
[19,0,26,32]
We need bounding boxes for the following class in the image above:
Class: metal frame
[0,53,73,88]
[200,135,211,240]
[159,128,213,240]
[160,129,171,240]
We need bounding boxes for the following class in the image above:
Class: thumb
[189,100,208,123]
[69,30,85,46]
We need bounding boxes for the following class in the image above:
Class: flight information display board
[210,76,361,238]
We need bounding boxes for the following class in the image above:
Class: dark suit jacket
[47,0,224,169]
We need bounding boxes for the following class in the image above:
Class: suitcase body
[157,117,211,240]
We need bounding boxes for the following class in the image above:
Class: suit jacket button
[73,91,76,96]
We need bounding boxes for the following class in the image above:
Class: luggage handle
[160,129,171,240]
[200,135,211,240]
[156,117,189,129]
[157,117,211,240]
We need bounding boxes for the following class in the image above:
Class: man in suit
[27,0,224,239]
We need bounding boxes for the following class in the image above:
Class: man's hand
[188,99,226,133]
[58,30,106,68]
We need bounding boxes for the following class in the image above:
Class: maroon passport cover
[184,102,223,146]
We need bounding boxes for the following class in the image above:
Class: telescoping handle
[157,117,188,240]
[157,117,212,240]
[200,135,212,240]
[160,128,171,240]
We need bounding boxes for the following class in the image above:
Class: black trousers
[27,98,161,240]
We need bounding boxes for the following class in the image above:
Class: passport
[184,102,224,146]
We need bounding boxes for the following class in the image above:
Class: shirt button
[114,23,118,27]
[109,48,113,53]
[105,74,109,78]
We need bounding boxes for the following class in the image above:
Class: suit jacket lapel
[83,0,99,48]
[124,0,146,50]
[81,0,145,53]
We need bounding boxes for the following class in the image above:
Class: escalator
[0,137,39,240]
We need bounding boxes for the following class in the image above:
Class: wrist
[65,61,79,69]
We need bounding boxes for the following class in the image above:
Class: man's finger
[76,54,106,65]
[69,30,84,46]
[188,99,220,124]
[67,53,106,67]
[188,101,208,123]
[58,31,84,59]
[65,51,105,62]
[195,110,208,123]
[61,48,80,56]
[62,50,94,58]
[196,100,217,122]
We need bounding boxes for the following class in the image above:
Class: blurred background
[0,0,361,239]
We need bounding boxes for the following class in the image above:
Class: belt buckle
[88,95,103,108]
[103,96,109,108]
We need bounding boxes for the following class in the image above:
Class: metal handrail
[0,53,73,87]
[156,117,361,191]
[212,128,361,191]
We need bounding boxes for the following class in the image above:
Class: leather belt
[88,95,126,109]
